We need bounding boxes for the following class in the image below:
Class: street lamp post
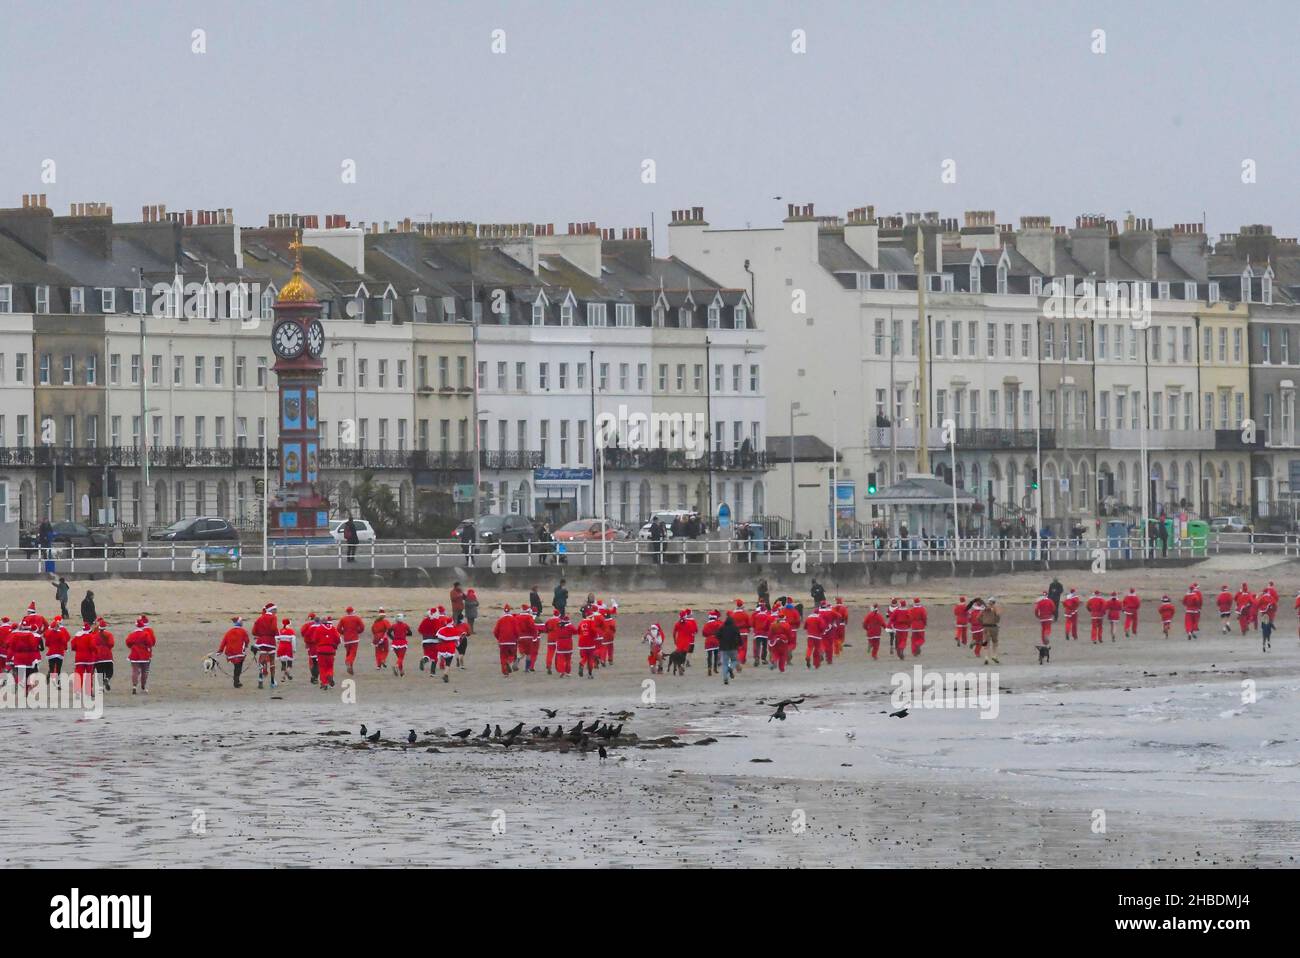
[789,401,808,541]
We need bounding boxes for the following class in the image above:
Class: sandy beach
[3,557,1299,867]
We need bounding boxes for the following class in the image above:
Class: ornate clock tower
[268,235,330,541]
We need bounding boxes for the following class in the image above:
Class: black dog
[1035,643,1051,665]
[665,649,688,675]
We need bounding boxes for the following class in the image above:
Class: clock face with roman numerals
[307,320,325,358]
[272,321,304,359]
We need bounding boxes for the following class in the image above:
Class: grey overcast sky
[3,0,1297,247]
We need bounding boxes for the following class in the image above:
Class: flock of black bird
[354,712,632,759]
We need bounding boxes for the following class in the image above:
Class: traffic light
[1030,468,1039,490]
[867,472,878,495]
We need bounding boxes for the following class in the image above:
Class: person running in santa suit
[1235,584,1255,636]
[702,610,722,675]
[542,609,561,674]
[644,622,666,673]
[552,613,576,678]
[125,617,156,694]
[315,616,342,691]
[1294,590,1300,639]
[1062,588,1081,640]
[276,618,297,682]
[1182,582,1203,640]
[908,598,927,657]
[44,615,70,677]
[890,599,911,661]
[883,599,898,654]
[767,610,793,673]
[217,617,250,689]
[251,603,278,679]
[0,616,12,674]
[70,622,99,698]
[514,605,539,672]
[93,619,116,692]
[8,621,40,691]
[1157,596,1175,637]
[953,596,969,646]
[1121,588,1142,638]
[832,596,849,657]
[802,605,825,669]
[389,614,411,676]
[599,601,617,666]
[862,603,885,660]
[730,599,751,666]
[335,605,365,675]
[493,605,519,677]
[673,609,698,669]
[1105,591,1123,641]
[417,608,441,672]
[432,618,463,683]
[1086,590,1106,644]
[20,600,48,636]
[968,600,986,659]
[252,610,278,690]
[577,610,601,679]
[302,613,321,684]
[751,602,771,664]
[1034,591,1056,644]
[815,600,837,665]
[1216,585,1234,633]
[368,608,392,671]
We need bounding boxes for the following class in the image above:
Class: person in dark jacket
[528,585,543,616]
[552,579,568,615]
[810,578,826,606]
[460,520,476,567]
[342,514,360,563]
[54,576,71,619]
[718,614,742,684]
[80,590,97,627]
[1047,577,1064,621]
[757,577,770,609]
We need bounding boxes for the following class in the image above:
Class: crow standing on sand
[452,728,472,739]
[366,729,381,743]
[476,725,491,740]
[407,730,417,744]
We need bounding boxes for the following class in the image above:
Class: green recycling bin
[1185,519,1209,557]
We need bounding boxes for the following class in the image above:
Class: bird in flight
[541,708,559,718]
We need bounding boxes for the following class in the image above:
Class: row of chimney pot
[20,194,49,209]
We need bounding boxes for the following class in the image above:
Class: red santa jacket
[701,617,721,650]
[218,627,249,660]
[1122,593,1141,615]
[252,612,278,646]
[672,616,697,652]
[1182,590,1203,612]
[71,630,99,665]
[1158,601,1175,623]
[493,613,519,647]
[44,623,71,657]
[1062,594,1081,619]
[126,627,156,662]
[314,624,342,656]
[1086,594,1106,619]
[862,609,885,638]
[1034,597,1055,622]
[337,613,366,644]
[909,604,928,632]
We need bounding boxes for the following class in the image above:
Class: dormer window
[969,264,981,294]
[587,302,607,327]
[1241,272,1252,303]
[354,295,366,322]
[652,305,665,327]
[560,301,574,326]
[132,288,146,314]
[531,301,544,325]
[100,288,115,313]
[70,287,85,314]
[0,284,11,313]
[942,274,955,293]
[1183,282,1196,301]
[382,297,394,323]
[707,303,721,328]
[1029,276,1043,296]
[260,288,274,320]
[164,283,180,319]
[35,285,49,314]
[678,306,690,327]
[1263,275,1273,305]
[615,303,634,327]
[733,305,747,329]
[1208,281,1220,304]
[229,288,244,320]
[1158,281,1170,301]
[996,264,1008,295]
[884,273,898,291]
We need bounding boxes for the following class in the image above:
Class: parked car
[473,514,541,552]
[553,519,628,542]
[149,516,241,543]
[25,521,125,557]
[637,510,698,540]
[1209,516,1252,534]
[329,518,377,544]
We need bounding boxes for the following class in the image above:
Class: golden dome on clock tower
[277,232,317,303]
